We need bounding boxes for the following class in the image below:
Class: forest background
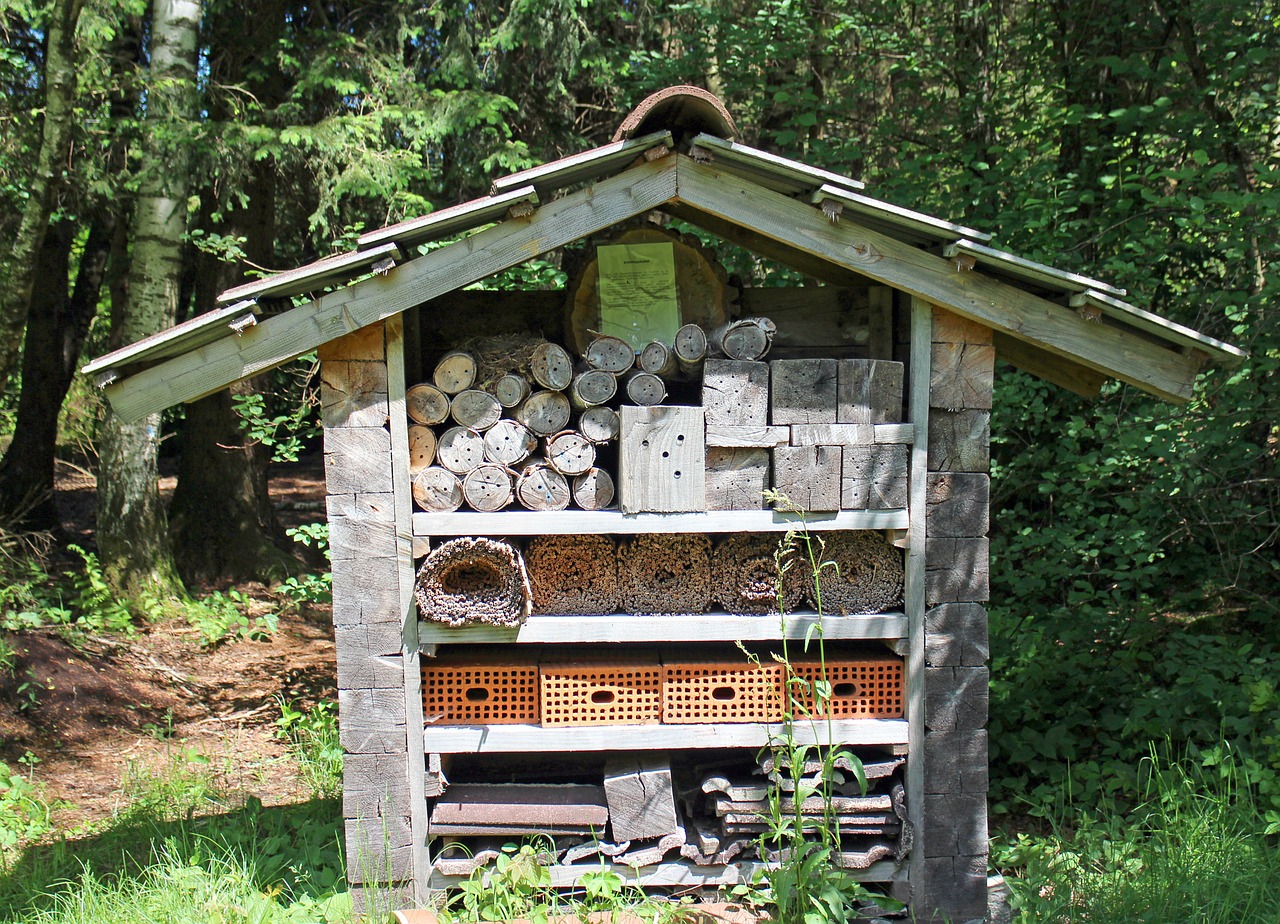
[0,0,1277,919]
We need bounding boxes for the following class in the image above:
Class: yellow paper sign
[597,243,679,350]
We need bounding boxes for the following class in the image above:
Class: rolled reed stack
[711,534,805,614]
[618,534,712,614]
[525,534,620,614]
[414,537,532,627]
[807,531,905,614]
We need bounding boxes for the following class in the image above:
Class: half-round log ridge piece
[808,531,905,615]
[414,537,532,627]
[612,85,738,143]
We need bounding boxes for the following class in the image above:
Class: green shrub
[274,699,343,800]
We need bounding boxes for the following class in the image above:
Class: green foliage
[0,755,57,856]
[230,383,320,465]
[276,523,332,608]
[445,842,555,924]
[0,547,163,637]
[274,699,343,801]
[183,590,278,648]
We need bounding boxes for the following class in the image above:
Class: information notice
[597,243,679,350]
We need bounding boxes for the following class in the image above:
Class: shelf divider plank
[422,719,908,753]
[418,612,907,645]
[412,507,908,536]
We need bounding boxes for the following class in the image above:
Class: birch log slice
[412,466,464,512]
[639,340,677,378]
[579,406,620,444]
[572,467,616,511]
[433,351,477,394]
[623,370,667,406]
[462,463,515,512]
[414,537,531,627]
[529,342,573,390]
[493,373,531,409]
[674,323,708,378]
[808,531,906,614]
[526,535,619,614]
[406,383,450,425]
[585,335,635,374]
[618,534,712,614]
[483,419,537,467]
[436,426,486,474]
[569,369,618,409]
[515,390,572,436]
[407,425,438,474]
[545,430,596,476]
[450,389,502,431]
[709,317,777,361]
[516,461,572,511]
[711,534,805,614]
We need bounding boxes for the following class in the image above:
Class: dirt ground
[0,453,337,832]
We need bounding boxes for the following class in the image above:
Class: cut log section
[450,389,502,431]
[406,382,450,425]
[516,461,572,511]
[407,425,437,474]
[483,419,537,467]
[569,369,618,409]
[572,467,616,511]
[545,430,596,476]
[412,466,463,512]
[674,323,708,378]
[435,425,486,474]
[414,536,531,627]
[493,373,531,409]
[617,533,712,614]
[638,339,677,378]
[529,342,574,391]
[807,531,905,614]
[710,534,804,614]
[433,351,477,394]
[515,390,572,437]
[585,334,636,374]
[579,406,620,444]
[462,463,515,512]
[709,317,776,361]
[526,534,619,614]
[622,370,667,406]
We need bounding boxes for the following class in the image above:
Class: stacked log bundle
[617,533,712,614]
[710,534,804,614]
[413,537,532,627]
[807,531,905,614]
[515,461,572,511]
[525,534,620,614]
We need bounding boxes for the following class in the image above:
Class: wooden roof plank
[943,239,1125,297]
[490,130,674,197]
[993,331,1106,397]
[103,156,681,422]
[689,133,866,195]
[216,242,401,305]
[675,155,1199,401]
[357,186,540,251]
[1070,290,1246,367]
[81,301,260,376]
[810,185,991,245]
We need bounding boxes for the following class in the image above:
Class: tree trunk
[97,0,201,601]
[0,0,86,398]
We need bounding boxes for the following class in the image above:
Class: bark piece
[617,533,712,614]
[414,537,531,627]
[526,534,619,614]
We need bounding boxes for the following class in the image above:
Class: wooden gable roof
[85,89,1244,422]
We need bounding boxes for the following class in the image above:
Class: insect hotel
[86,87,1244,923]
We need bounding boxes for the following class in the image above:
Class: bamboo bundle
[414,537,532,627]
[406,383,450,425]
[525,534,620,614]
[462,463,515,511]
[436,426,486,474]
[579,406,619,444]
[450,389,502,431]
[433,351,477,394]
[585,334,635,374]
[710,534,804,614]
[483,419,537,467]
[412,466,463,512]
[572,467,615,510]
[407,425,437,474]
[617,534,712,614]
[807,531,905,614]
[515,460,572,511]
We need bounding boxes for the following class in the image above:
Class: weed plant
[275,698,344,800]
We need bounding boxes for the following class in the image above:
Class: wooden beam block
[619,405,706,513]
[923,793,988,858]
[790,423,873,446]
[705,424,790,448]
[838,358,904,423]
[603,757,680,841]
[924,666,989,731]
[702,359,769,427]
[842,444,908,510]
[341,723,408,755]
[770,358,837,424]
[927,409,990,473]
[318,321,386,362]
[923,603,989,668]
[321,360,390,429]
[929,342,995,410]
[336,645,404,689]
[344,819,413,883]
[925,473,990,538]
[931,307,992,346]
[925,537,990,604]
[924,729,988,795]
[343,764,411,820]
[324,427,393,495]
[705,448,769,511]
[340,688,407,726]
[773,445,841,512]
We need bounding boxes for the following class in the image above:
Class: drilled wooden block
[619,405,706,513]
[770,358,837,424]
[842,444,908,509]
[703,359,769,427]
[837,358,904,424]
[773,445,841,511]
[705,447,769,510]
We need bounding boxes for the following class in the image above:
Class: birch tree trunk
[97,0,201,601]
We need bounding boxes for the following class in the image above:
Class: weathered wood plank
[705,448,769,511]
[789,423,872,446]
[923,792,989,858]
[770,358,837,424]
[619,406,706,513]
[772,445,841,512]
[323,427,393,495]
[929,342,995,410]
[431,784,608,826]
[704,425,790,448]
[411,507,908,535]
[318,321,386,362]
[702,359,769,427]
[932,308,992,346]
[603,757,680,841]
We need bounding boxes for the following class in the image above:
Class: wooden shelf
[422,719,908,754]
[412,507,908,536]
[427,858,907,889]
[419,612,907,645]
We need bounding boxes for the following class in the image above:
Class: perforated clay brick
[662,660,784,724]
[422,659,539,725]
[539,653,663,727]
[788,656,904,719]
